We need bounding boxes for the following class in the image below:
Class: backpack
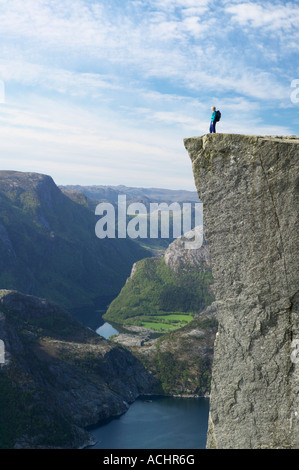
[215,110,221,122]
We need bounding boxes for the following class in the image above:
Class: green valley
[104,255,214,330]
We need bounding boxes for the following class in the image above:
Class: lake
[92,318,209,450]
[88,395,209,449]
[96,321,119,338]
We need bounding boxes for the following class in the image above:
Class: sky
[0,0,298,190]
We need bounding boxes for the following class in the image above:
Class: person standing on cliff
[209,106,217,133]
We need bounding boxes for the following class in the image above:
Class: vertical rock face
[184,134,299,449]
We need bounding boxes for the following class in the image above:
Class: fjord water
[89,396,209,450]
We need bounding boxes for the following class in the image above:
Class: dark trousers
[209,121,216,133]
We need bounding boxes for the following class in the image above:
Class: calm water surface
[89,396,209,449]
[96,321,119,338]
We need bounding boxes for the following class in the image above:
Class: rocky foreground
[0,290,152,449]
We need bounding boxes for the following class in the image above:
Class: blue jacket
[211,111,216,123]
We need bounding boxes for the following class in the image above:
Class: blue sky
[0,0,298,190]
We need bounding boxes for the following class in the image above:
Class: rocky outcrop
[164,230,211,273]
[129,227,211,278]
[184,134,299,449]
[0,290,152,449]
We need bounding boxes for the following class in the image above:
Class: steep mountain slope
[0,290,152,449]
[0,171,149,310]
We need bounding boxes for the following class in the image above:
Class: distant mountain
[60,184,200,206]
[60,184,201,253]
[0,171,150,311]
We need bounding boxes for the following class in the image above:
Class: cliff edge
[184,134,299,449]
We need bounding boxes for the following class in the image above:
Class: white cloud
[0,0,294,102]
[1,59,122,99]
[149,0,209,12]
[226,1,299,31]
[0,94,196,188]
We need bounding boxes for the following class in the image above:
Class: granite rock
[184,134,299,449]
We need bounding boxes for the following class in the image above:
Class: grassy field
[125,312,194,331]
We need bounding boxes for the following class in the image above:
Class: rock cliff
[184,134,299,449]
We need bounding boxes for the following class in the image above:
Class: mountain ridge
[60,184,200,205]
